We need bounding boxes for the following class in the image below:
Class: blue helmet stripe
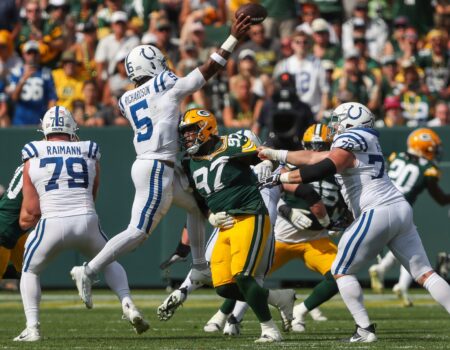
[55,106,60,126]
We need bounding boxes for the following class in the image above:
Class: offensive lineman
[369,128,450,306]
[179,109,295,343]
[258,102,450,342]
[70,14,253,308]
[15,106,147,341]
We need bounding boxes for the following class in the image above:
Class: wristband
[280,172,290,183]
[318,214,330,228]
[221,35,238,52]
[210,52,227,66]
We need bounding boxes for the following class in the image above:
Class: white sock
[20,272,41,328]
[87,226,147,275]
[180,270,203,293]
[378,251,397,272]
[232,301,249,322]
[186,212,206,266]
[336,275,371,328]
[398,266,413,292]
[297,302,309,315]
[103,261,132,305]
[423,272,450,313]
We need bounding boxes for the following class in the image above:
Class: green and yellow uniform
[0,165,28,277]
[387,152,440,205]
[186,133,271,287]
[271,177,346,276]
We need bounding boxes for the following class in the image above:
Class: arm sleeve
[293,183,321,206]
[169,68,206,101]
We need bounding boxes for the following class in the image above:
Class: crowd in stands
[0,0,449,134]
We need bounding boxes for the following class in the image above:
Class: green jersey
[387,152,440,205]
[283,176,347,231]
[186,134,266,216]
[0,165,25,249]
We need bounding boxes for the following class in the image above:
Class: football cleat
[223,315,241,336]
[255,322,283,343]
[268,289,296,332]
[203,310,228,332]
[13,324,41,342]
[369,265,384,293]
[393,284,413,307]
[190,264,212,286]
[291,320,306,333]
[157,288,187,321]
[345,324,377,343]
[70,263,93,309]
[122,303,150,334]
[309,307,328,321]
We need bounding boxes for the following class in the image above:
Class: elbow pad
[300,158,337,184]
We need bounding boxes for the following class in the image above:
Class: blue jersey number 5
[130,100,153,142]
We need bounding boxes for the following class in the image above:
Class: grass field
[1,289,449,349]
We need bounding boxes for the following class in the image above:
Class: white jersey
[273,54,328,114]
[118,68,206,162]
[331,128,404,218]
[22,140,99,219]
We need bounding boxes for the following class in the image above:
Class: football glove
[289,208,313,230]
[253,160,273,182]
[278,204,313,230]
[257,173,281,189]
[208,212,234,229]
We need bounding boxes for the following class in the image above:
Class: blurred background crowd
[0,0,449,147]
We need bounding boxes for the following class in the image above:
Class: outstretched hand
[231,14,252,40]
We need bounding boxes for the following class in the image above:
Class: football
[235,3,267,24]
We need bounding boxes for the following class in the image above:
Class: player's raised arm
[19,161,41,230]
[198,13,251,81]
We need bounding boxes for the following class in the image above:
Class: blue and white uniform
[118,69,206,235]
[330,128,432,278]
[21,140,108,274]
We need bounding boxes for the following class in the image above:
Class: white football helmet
[41,106,78,139]
[124,45,167,83]
[328,102,375,136]
[235,129,262,147]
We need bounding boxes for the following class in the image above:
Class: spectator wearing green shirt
[261,0,298,39]
[311,18,341,62]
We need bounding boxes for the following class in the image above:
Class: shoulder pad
[86,141,101,160]
[332,131,368,152]
[21,142,39,161]
[154,70,177,93]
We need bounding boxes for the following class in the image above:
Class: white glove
[208,212,234,229]
[289,208,313,230]
[253,160,273,182]
[328,230,342,238]
[259,148,288,163]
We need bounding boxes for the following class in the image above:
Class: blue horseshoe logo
[140,47,155,60]
[348,105,363,120]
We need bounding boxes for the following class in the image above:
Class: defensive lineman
[258,102,450,342]
[16,106,147,341]
[179,109,295,343]
[71,14,253,307]
[369,128,450,305]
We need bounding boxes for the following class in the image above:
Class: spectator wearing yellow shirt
[52,50,84,110]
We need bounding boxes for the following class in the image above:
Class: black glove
[257,173,281,189]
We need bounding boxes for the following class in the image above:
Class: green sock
[220,298,237,314]
[304,271,339,311]
[216,283,246,301]
[235,274,271,322]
